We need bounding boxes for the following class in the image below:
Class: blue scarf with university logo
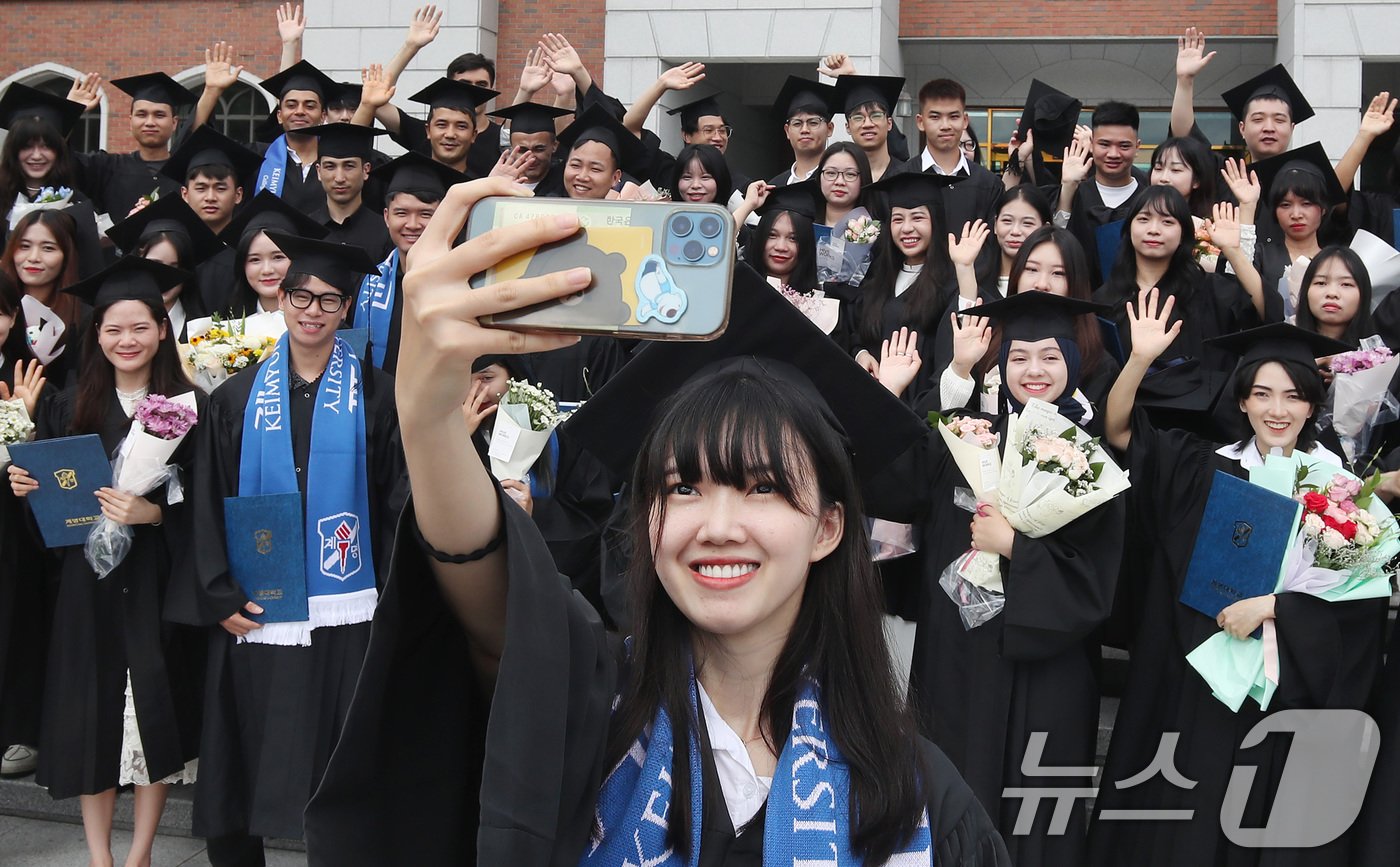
[355,248,398,368]
[255,134,290,197]
[237,334,377,646]
[582,676,933,866]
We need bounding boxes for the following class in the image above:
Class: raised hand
[405,4,443,49]
[1016,129,1035,166]
[1126,286,1182,362]
[359,64,395,110]
[817,53,856,78]
[276,3,306,44]
[1359,91,1398,139]
[743,179,772,210]
[950,313,992,374]
[540,33,583,76]
[1061,137,1093,185]
[549,69,575,99]
[66,72,102,110]
[204,42,244,92]
[659,62,705,93]
[948,220,990,269]
[1176,27,1216,79]
[518,45,552,95]
[1220,158,1261,208]
[0,359,46,418]
[878,327,922,397]
[487,146,532,182]
[1072,124,1093,152]
[1204,201,1242,251]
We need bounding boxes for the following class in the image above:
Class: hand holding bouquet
[817,209,880,285]
[488,380,569,483]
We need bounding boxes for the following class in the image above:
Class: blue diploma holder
[8,434,111,548]
[1180,471,1302,638]
[223,493,309,623]
[1096,219,1125,284]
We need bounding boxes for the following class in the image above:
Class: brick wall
[493,0,606,109]
[900,0,1276,39]
[0,0,285,152]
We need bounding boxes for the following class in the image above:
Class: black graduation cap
[262,230,379,294]
[489,102,572,136]
[327,82,363,111]
[754,178,821,222]
[1017,79,1081,165]
[371,151,464,202]
[160,124,261,185]
[105,194,224,262]
[0,82,84,136]
[834,75,904,116]
[963,291,1110,342]
[1250,141,1346,206]
[772,76,836,122]
[555,104,650,177]
[564,264,927,483]
[665,94,724,131]
[219,190,329,246]
[298,123,387,160]
[1222,64,1315,125]
[864,170,957,210]
[409,78,499,116]
[1206,322,1350,368]
[62,255,189,309]
[259,60,338,101]
[111,73,196,110]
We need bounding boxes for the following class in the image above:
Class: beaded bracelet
[413,520,505,564]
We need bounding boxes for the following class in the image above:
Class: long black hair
[71,296,195,435]
[1294,245,1376,346]
[857,202,954,348]
[227,227,282,317]
[1230,356,1327,453]
[604,367,926,862]
[817,141,872,223]
[743,208,818,291]
[0,117,77,210]
[1151,136,1217,218]
[1102,185,1200,308]
[668,144,733,206]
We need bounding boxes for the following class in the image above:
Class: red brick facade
[899,0,1276,38]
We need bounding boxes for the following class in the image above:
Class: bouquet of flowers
[1277,255,1311,321]
[817,210,880,286]
[774,283,840,335]
[488,380,570,482]
[1321,337,1400,466]
[1187,456,1399,711]
[1191,224,1221,271]
[9,186,74,230]
[86,393,199,578]
[183,313,283,391]
[0,399,36,468]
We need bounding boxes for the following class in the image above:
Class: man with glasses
[770,76,837,185]
[833,74,905,181]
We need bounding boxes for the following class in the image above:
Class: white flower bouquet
[182,313,284,391]
[488,380,569,482]
[0,399,36,468]
[817,209,880,285]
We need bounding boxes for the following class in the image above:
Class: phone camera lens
[698,216,722,238]
[683,239,705,262]
[672,215,694,236]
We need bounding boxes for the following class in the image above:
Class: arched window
[178,77,272,145]
[0,64,106,152]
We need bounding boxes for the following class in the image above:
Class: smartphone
[466,197,734,340]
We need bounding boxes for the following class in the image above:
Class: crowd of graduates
[4,5,1400,865]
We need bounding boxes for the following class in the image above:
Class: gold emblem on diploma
[54,469,78,490]
[255,529,274,555]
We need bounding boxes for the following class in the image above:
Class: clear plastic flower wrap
[867,518,916,562]
[1317,337,1400,467]
[938,487,1005,629]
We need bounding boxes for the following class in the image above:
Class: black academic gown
[1094,268,1262,373]
[173,360,406,841]
[31,387,206,799]
[195,247,238,317]
[1087,415,1386,867]
[1056,169,1150,290]
[302,490,1012,866]
[886,157,1003,239]
[868,413,1124,867]
[74,150,181,220]
[0,297,93,392]
[251,141,325,217]
[316,203,390,262]
[522,336,627,406]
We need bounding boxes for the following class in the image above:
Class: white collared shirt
[167,299,186,341]
[921,148,970,177]
[1215,438,1344,470]
[697,682,772,832]
[780,163,818,186]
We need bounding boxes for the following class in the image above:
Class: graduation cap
[755,178,822,222]
[1206,322,1350,368]
[219,190,329,245]
[1222,64,1315,124]
[963,291,1110,342]
[111,73,195,110]
[0,82,84,136]
[259,60,338,101]
[556,104,650,177]
[1250,141,1345,207]
[564,263,928,483]
[105,194,224,262]
[1017,79,1081,169]
[409,78,499,116]
[160,124,261,185]
[772,76,836,122]
[834,75,904,116]
[864,171,957,210]
[490,102,572,137]
[298,123,387,160]
[665,94,724,131]
[262,230,379,294]
[372,151,464,202]
[327,82,363,112]
[62,255,189,309]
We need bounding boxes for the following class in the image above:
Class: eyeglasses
[785,117,827,131]
[960,139,977,152]
[847,111,887,125]
[287,288,348,313]
[820,168,860,182]
[698,124,733,138]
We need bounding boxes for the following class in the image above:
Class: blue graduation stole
[255,134,290,197]
[355,248,399,368]
[237,335,377,645]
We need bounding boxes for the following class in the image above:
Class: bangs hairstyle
[1231,356,1326,452]
[135,229,196,272]
[1269,164,1336,210]
[186,162,238,185]
[1294,245,1376,346]
[228,228,281,317]
[1104,185,1199,306]
[1152,136,1217,218]
[606,367,926,863]
[857,202,954,347]
[0,116,76,207]
[744,208,818,291]
[819,142,873,196]
[668,144,733,205]
[72,296,194,435]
